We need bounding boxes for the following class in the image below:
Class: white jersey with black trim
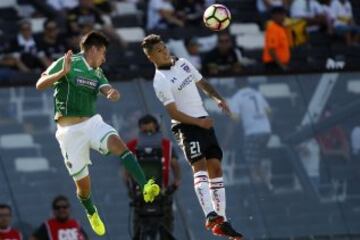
[153,58,208,123]
[230,87,271,136]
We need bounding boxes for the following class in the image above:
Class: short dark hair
[19,19,31,29]
[52,195,70,209]
[270,6,286,15]
[184,37,199,47]
[141,34,162,52]
[138,114,160,132]
[138,114,158,126]
[80,31,109,51]
[43,18,57,29]
[218,30,231,38]
[0,204,12,214]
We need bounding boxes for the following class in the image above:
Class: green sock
[78,194,96,216]
[120,150,147,189]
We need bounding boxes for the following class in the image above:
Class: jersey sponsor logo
[75,77,98,90]
[177,75,193,91]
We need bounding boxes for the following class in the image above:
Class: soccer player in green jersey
[35,31,160,236]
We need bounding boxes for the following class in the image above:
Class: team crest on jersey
[181,63,191,73]
[95,69,103,78]
[76,77,97,90]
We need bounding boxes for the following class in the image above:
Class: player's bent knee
[107,134,127,155]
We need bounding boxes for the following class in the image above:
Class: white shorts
[55,114,118,178]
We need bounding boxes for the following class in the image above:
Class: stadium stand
[0,0,359,86]
[1,74,360,239]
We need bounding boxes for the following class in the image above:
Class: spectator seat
[116,27,145,42]
[230,23,261,36]
[0,0,16,8]
[236,33,264,50]
[0,133,36,149]
[30,18,46,34]
[15,157,50,172]
[347,80,360,94]
[114,1,138,16]
[259,83,292,98]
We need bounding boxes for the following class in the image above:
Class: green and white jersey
[45,52,110,120]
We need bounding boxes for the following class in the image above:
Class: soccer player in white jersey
[141,34,243,240]
[229,80,272,187]
[35,31,160,236]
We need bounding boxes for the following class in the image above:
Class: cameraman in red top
[123,114,181,240]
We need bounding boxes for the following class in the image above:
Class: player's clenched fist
[106,88,120,101]
[218,99,231,116]
[197,117,213,129]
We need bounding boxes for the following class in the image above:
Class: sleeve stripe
[99,83,111,89]
[163,99,175,106]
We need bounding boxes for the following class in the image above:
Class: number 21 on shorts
[190,141,201,158]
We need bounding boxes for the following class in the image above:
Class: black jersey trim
[157,56,179,70]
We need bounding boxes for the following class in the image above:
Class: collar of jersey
[79,52,93,70]
[0,227,11,233]
[157,57,178,70]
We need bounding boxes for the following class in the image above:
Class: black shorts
[172,123,223,164]
[243,133,270,164]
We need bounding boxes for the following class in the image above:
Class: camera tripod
[136,214,176,240]
[130,195,177,240]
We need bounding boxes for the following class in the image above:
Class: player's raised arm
[35,50,72,91]
[165,103,213,129]
[196,79,231,116]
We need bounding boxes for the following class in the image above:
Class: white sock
[194,171,214,217]
[209,177,227,221]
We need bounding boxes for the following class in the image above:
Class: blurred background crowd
[0,0,359,86]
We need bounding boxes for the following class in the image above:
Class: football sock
[78,194,96,216]
[120,150,147,189]
[209,177,227,221]
[194,171,214,217]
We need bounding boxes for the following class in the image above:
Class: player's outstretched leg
[107,135,160,202]
[75,173,106,236]
[207,158,244,240]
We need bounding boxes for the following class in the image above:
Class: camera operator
[123,114,181,240]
